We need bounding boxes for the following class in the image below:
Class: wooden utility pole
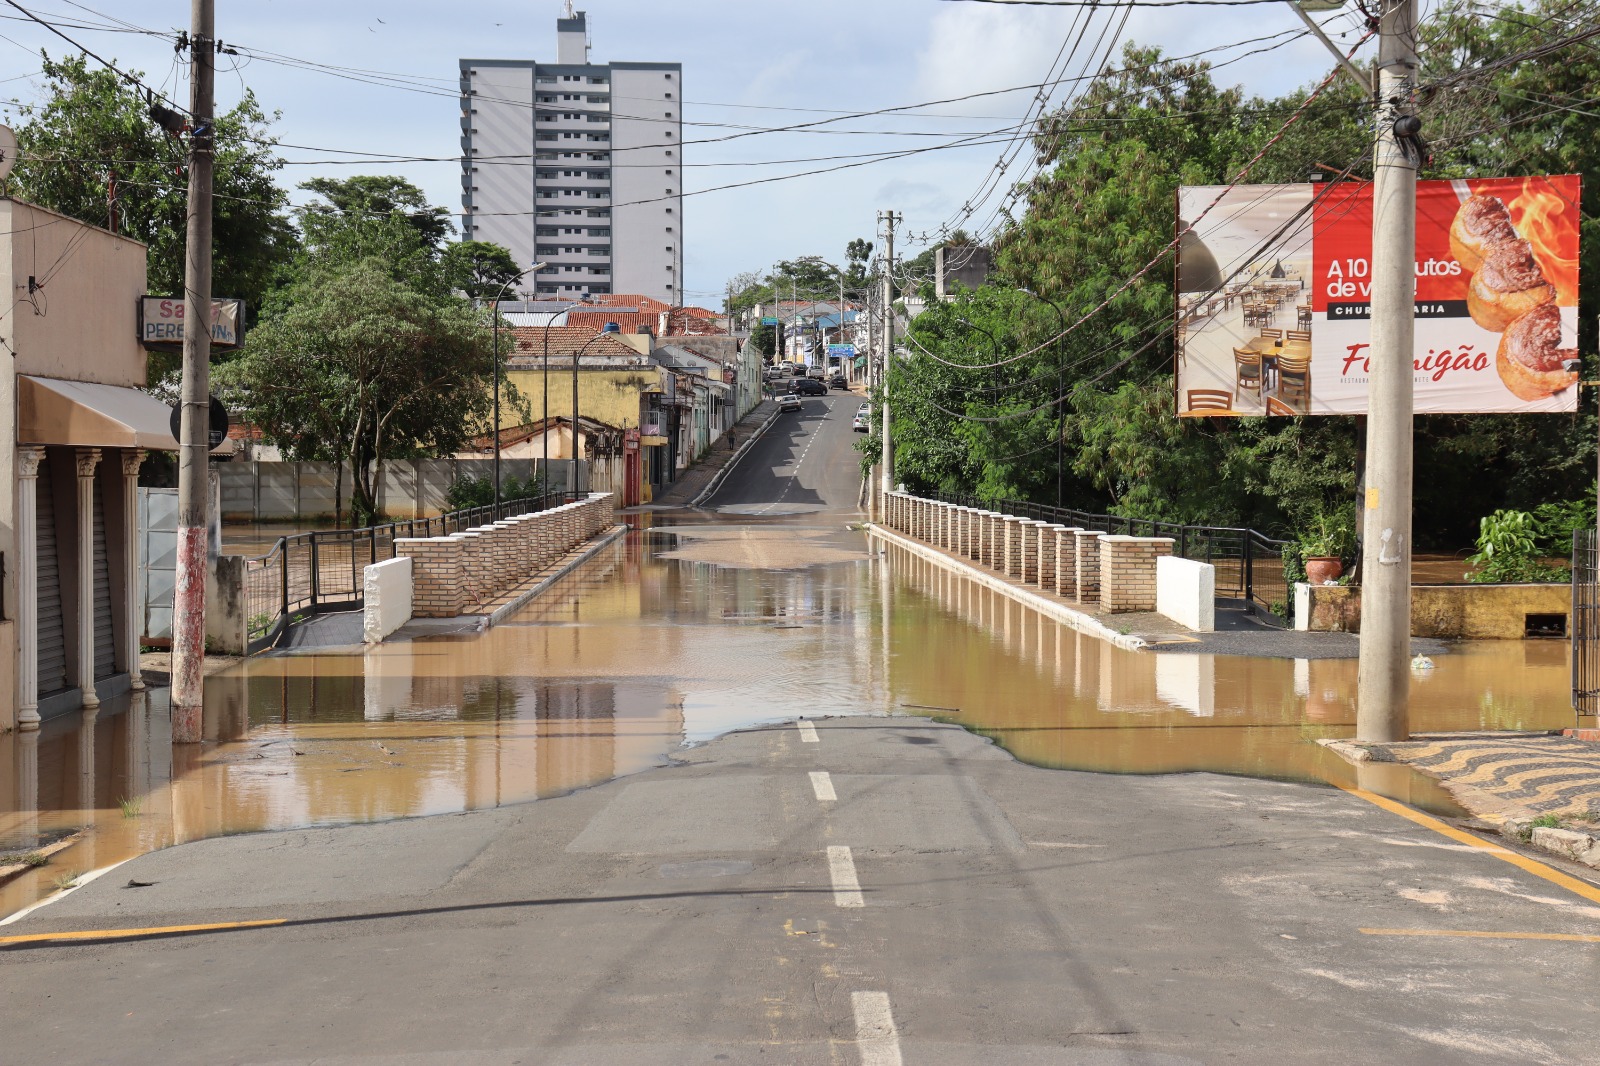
[171,0,215,744]
[1355,0,1419,743]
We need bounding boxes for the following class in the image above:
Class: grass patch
[50,871,80,892]
[118,796,143,818]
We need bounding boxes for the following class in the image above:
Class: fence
[242,491,566,652]
[930,492,1293,625]
[1573,529,1599,719]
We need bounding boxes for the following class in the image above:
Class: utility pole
[170,0,214,745]
[1355,0,1419,743]
[879,210,900,501]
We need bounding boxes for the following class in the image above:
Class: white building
[459,7,683,303]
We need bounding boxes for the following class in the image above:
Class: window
[665,112,673,118]
[665,246,673,252]
[665,131,674,138]
[666,207,673,214]
[665,189,674,195]
[665,72,673,79]
[665,226,673,232]
[665,92,672,99]
[665,169,673,175]
[666,150,673,157]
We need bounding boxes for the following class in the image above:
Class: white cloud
[910,5,1090,117]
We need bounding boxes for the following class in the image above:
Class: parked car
[778,393,802,412]
[792,365,809,376]
[852,412,869,432]
[792,377,828,396]
[829,374,849,390]
[808,367,828,380]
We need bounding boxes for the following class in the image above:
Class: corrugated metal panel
[36,459,67,698]
[93,478,115,680]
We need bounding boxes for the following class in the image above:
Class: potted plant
[1301,512,1355,585]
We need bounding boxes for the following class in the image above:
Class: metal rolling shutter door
[35,459,68,698]
[93,478,115,680]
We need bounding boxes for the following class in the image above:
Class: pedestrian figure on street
[728,431,737,450]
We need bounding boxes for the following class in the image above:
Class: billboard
[140,296,245,351]
[1174,175,1581,416]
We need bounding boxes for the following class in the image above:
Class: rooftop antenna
[563,0,575,17]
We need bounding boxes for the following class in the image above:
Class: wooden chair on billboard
[1234,347,1263,405]
[1297,304,1312,329]
[1286,329,1311,343]
[1266,395,1298,417]
[1187,389,1233,413]
[1260,327,1284,341]
[1277,353,1311,408]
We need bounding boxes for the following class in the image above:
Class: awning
[19,376,181,450]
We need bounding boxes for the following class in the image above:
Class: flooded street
[1,519,1576,919]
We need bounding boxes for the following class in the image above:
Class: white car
[778,393,802,412]
[852,412,869,432]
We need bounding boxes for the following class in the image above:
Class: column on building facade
[122,449,146,690]
[76,447,102,709]
[16,446,45,731]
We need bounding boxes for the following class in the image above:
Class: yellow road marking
[0,918,286,946]
[1362,928,1600,944]
[1333,782,1600,907]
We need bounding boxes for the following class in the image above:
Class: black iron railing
[1573,529,1599,720]
[243,492,567,652]
[930,491,1294,625]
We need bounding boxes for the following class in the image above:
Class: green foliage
[10,54,294,384]
[441,240,523,300]
[1299,512,1356,560]
[1466,509,1568,584]
[443,472,546,512]
[218,255,501,527]
[748,324,777,357]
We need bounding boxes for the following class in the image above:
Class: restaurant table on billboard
[1174,175,1581,417]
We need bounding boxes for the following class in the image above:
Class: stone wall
[1295,581,1569,639]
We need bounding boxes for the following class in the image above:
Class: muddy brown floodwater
[1,521,1577,919]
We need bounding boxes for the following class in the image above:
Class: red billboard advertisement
[1175,175,1581,416]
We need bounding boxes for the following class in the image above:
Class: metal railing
[930,492,1294,626]
[1573,529,1599,719]
[243,492,567,652]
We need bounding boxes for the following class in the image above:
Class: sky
[0,0,1378,307]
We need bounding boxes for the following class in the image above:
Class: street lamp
[491,261,549,514]
[1018,287,1070,508]
[541,288,594,498]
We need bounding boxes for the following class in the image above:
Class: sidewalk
[648,399,778,508]
[1325,731,1600,869]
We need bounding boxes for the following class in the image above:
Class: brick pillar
[1073,530,1104,604]
[1054,527,1083,597]
[1099,536,1175,613]
[999,516,1018,577]
[982,512,1001,567]
[398,536,465,617]
[1038,525,1061,590]
[1019,521,1039,583]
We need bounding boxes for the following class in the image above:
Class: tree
[217,257,502,526]
[442,240,523,300]
[298,175,452,249]
[293,175,454,296]
[11,53,294,382]
[748,323,777,358]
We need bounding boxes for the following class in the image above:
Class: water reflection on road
[2,524,1576,918]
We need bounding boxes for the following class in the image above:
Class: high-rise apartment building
[459,8,682,301]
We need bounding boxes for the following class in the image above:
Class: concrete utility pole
[171,0,215,745]
[1355,0,1419,743]
[879,210,901,500]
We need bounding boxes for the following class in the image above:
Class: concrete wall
[215,458,573,523]
[363,557,414,643]
[1295,582,1570,639]
[1156,555,1216,632]
[205,555,248,656]
[5,200,149,387]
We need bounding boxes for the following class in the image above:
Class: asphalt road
[704,390,867,516]
[4,717,1599,1063]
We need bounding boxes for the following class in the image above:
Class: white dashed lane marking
[797,720,819,743]
[851,991,903,1066]
[827,845,865,908]
[809,771,837,802]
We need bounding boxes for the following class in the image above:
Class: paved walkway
[648,400,779,509]
[1338,733,1600,822]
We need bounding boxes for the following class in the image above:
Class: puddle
[2,522,1576,918]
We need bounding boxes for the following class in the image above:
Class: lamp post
[491,261,549,514]
[1018,287,1070,507]
[569,331,612,500]
[541,289,593,498]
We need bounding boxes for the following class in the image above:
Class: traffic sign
[170,395,230,452]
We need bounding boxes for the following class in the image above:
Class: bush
[443,472,549,514]
[1466,508,1570,584]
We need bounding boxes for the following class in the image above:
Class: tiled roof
[505,326,644,361]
